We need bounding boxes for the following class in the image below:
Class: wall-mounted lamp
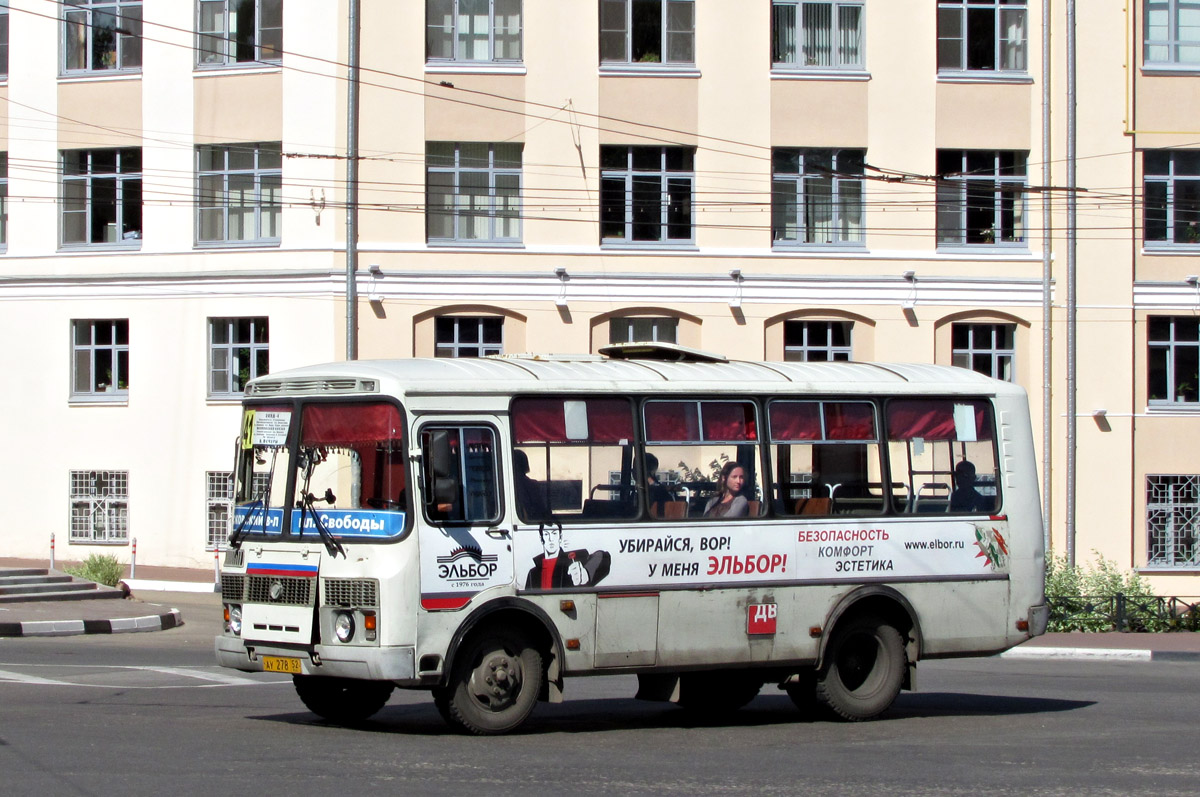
[902,270,916,281]
[1187,275,1199,286]
[554,266,569,307]
[368,264,382,276]
[729,268,744,309]
[1091,409,1107,419]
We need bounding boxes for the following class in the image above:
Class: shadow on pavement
[247,690,1094,736]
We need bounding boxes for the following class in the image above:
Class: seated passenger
[703,462,749,518]
[949,460,991,513]
[513,449,550,521]
[645,453,673,516]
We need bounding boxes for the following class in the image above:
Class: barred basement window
[70,470,129,543]
[207,470,269,550]
[1147,474,1200,567]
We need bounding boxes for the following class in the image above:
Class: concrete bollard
[50,532,55,570]
[213,552,221,585]
[130,537,137,578]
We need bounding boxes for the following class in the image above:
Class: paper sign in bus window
[253,411,291,446]
[953,404,978,442]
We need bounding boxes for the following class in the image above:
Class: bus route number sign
[747,603,777,636]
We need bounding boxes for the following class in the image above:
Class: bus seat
[794,497,831,515]
[746,500,760,516]
[663,501,686,519]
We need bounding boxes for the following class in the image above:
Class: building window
[0,2,10,78]
[1147,475,1200,567]
[209,317,269,398]
[1144,150,1200,245]
[61,148,142,246]
[197,143,281,244]
[0,152,7,248]
[70,470,129,544]
[72,319,129,399]
[63,0,142,73]
[952,323,1015,380]
[784,320,852,361]
[427,0,522,62]
[600,0,694,65]
[426,142,521,244]
[936,150,1027,246]
[600,145,694,245]
[207,470,269,550]
[435,316,503,357]
[772,148,865,246]
[1145,0,1200,66]
[609,316,678,344]
[937,0,1027,73]
[1149,316,1200,403]
[772,1,863,69]
[197,0,282,66]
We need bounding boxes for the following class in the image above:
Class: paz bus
[215,343,1047,734]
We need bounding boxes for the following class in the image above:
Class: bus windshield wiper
[299,489,345,558]
[228,499,263,550]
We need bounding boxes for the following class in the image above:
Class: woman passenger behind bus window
[704,462,749,518]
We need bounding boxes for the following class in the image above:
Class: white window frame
[196,0,282,67]
[937,0,1027,75]
[71,319,130,401]
[599,0,694,66]
[61,148,142,248]
[600,145,695,247]
[1148,315,1200,404]
[70,470,129,544]
[952,322,1015,381]
[609,316,679,344]
[1144,150,1200,247]
[1,2,12,79]
[771,1,864,70]
[1146,474,1200,567]
[435,316,504,357]
[772,148,865,247]
[1144,0,1200,67]
[783,320,853,361]
[63,0,143,74]
[936,150,1028,248]
[426,142,522,244]
[209,317,269,398]
[196,142,282,245]
[426,0,522,63]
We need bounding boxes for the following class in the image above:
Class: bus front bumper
[215,635,417,683]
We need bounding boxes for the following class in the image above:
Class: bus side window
[768,400,884,517]
[420,426,500,524]
[884,399,1000,515]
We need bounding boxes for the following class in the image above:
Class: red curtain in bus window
[702,402,757,441]
[826,403,876,440]
[513,398,633,443]
[301,403,404,445]
[644,401,701,442]
[885,399,992,441]
[769,401,822,441]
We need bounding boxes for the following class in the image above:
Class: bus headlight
[334,612,355,643]
[226,604,242,636]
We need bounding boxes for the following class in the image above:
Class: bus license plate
[261,656,302,674]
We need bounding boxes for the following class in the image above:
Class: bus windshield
[231,401,407,543]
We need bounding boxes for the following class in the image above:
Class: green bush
[64,554,126,587]
[1045,552,1173,632]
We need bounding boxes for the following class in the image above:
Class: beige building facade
[0,1,1195,594]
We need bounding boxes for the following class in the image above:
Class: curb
[1000,646,1200,662]
[121,578,218,593]
[0,610,183,637]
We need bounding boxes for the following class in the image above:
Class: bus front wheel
[293,675,394,724]
[815,615,906,721]
[436,628,543,735]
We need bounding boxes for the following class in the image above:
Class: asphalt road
[1,594,1197,796]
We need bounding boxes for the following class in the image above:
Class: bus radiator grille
[247,575,314,606]
[323,578,379,608]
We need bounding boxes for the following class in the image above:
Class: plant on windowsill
[1184,221,1200,243]
[980,226,996,244]
[637,52,661,63]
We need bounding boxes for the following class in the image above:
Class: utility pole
[345,0,361,361]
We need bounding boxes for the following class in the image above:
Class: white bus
[215,344,1047,734]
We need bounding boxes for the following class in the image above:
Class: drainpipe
[1041,0,1053,552]
[1065,0,1078,566]
[345,0,361,361]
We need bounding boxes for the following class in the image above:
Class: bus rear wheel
[815,615,906,721]
[293,675,394,724]
[437,629,543,735]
